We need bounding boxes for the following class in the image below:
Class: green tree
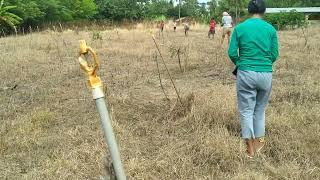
[62,0,97,19]
[144,0,174,19]
[1,0,315,30]
[95,0,145,20]
[181,0,199,17]
[6,0,44,27]
[208,0,217,17]
[0,0,22,28]
[265,0,320,7]
[32,0,72,22]
[78,0,97,19]
[4,0,98,30]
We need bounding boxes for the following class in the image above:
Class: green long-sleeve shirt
[228,18,279,72]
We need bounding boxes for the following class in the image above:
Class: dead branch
[177,48,183,72]
[301,26,308,48]
[154,53,169,101]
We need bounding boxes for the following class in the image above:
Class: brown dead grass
[0,24,319,179]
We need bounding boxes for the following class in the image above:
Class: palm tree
[0,0,22,29]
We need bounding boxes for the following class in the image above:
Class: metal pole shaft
[78,40,126,179]
[95,97,126,180]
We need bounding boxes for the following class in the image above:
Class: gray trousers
[236,70,272,139]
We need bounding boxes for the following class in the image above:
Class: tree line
[1,0,319,32]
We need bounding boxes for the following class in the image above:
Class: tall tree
[208,0,217,17]
[6,0,44,27]
[95,0,145,20]
[144,0,174,18]
[61,0,97,19]
[181,0,199,17]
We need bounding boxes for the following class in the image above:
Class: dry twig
[154,53,169,101]
[152,36,182,104]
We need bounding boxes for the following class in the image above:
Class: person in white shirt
[221,12,233,45]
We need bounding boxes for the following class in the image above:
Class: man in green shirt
[228,0,279,158]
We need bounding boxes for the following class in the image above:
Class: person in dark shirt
[159,20,164,33]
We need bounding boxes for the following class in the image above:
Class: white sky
[198,0,209,3]
[173,0,209,6]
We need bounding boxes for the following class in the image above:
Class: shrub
[92,31,102,41]
[264,10,306,30]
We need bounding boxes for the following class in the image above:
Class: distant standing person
[221,12,233,45]
[208,17,216,39]
[228,0,279,158]
[184,23,190,36]
[173,21,177,32]
[159,20,165,33]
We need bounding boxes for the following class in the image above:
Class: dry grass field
[0,24,319,179]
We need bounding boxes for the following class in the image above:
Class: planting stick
[152,36,182,104]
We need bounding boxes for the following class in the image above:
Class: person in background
[173,21,177,32]
[228,0,279,158]
[159,20,165,33]
[221,12,233,45]
[184,22,190,36]
[208,17,216,39]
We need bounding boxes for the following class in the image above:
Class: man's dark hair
[248,0,266,14]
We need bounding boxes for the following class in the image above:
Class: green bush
[92,31,102,41]
[264,10,306,30]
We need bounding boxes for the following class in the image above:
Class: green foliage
[32,0,72,22]
[1,0,317,34]
[213,0,250,23]
[95,0,145,21]
[5,0,97,27]
[14,1,44,22]
[79,0,97,19]
[144,0,173,19]
[0,0,22,28]
[182,0,199,17]
[265,0,320,7]
[61,0,97,19]
[92,31,102,41]
[264,10,306,30]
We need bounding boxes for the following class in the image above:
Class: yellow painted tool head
[78,40,102,88]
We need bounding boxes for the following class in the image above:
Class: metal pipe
[93,87,126,180]
[78,40,126,180]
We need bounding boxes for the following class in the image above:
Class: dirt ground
[1,24,319,179]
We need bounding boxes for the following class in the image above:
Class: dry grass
[0,24,319,179]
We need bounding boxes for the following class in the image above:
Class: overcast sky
[173,0,209,5]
